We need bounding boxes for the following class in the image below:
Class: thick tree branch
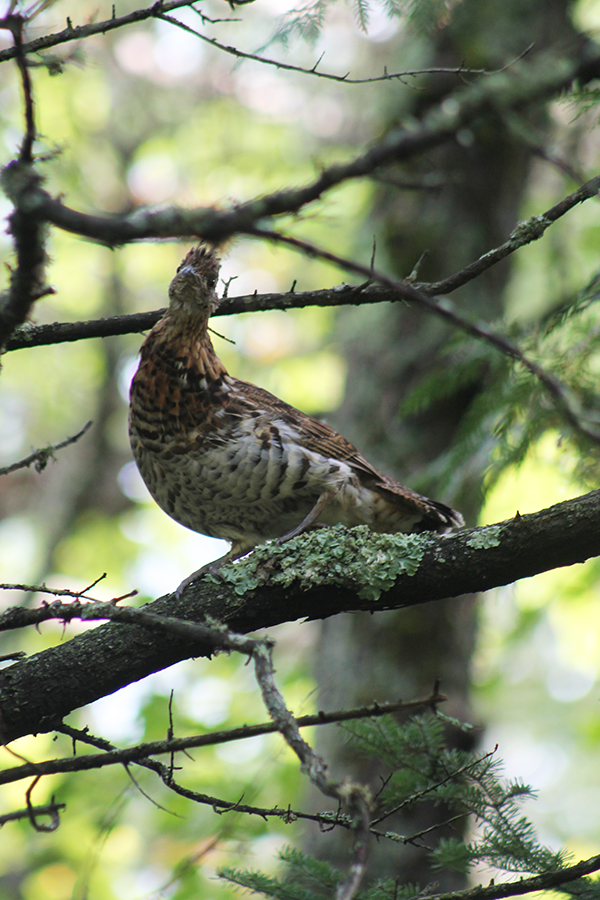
[0,490,599,745]
[12,45,600,247]
[5,174,600,354]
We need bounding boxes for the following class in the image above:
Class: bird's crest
[177,244,221,286]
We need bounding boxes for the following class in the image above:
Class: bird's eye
[207,276,216,288]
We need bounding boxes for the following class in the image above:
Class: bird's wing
[226,379,463,528]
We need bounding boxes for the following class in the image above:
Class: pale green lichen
[466,526,502,550]
[209,524,432,602]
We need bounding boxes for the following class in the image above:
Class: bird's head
[168,244,221,322]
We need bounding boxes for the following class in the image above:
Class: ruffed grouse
[129,245,464,593]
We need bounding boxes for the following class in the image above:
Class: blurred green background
[2,1,600,897]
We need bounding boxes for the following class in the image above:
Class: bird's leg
[276,490,334,544]
[175,541,252,597]
[176,492,335,596]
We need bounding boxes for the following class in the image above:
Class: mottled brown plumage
[129,245,464,593]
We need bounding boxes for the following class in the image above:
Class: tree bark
[308,0,580,883]
[0,489,598,745]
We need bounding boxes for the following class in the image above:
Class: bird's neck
[142,312,228,383]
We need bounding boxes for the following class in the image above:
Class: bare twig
[0,1,215,65]
[248,226,600,445]
[162,12,533,86]
[25,776,60,831]
[0,420,92,477]
[0,573,105,598]
[370,749,497,826]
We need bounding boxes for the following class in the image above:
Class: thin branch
[162,12,534,86]
[5,309,167,351]
[0,800,65,828]
[5,173,600,354]
[424,175,600,295]
[0,164,591,356]
[0,1,219,65]
[25,775,60,831]
[0,420,92,477]
[248,225,600,445]
[0,1,532,85]
[8,701,443,770]
[428,852,600,900]
[0,573,106,599]
[370,749,497,826]
[53,722,323,825]
[0,12,35,161]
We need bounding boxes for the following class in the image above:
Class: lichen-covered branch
[0,490,599,745]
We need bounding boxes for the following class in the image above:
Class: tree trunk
[307,0,578,885]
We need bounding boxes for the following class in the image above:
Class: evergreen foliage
[219,712,598,899]
[398,270,600,499]
[270,0,446,46]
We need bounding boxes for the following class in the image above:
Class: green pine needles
[219,711,597,899]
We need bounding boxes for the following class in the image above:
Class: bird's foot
[175,561,224,598]
[174,544,253,597]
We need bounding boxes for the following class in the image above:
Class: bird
[128,244,464,594]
